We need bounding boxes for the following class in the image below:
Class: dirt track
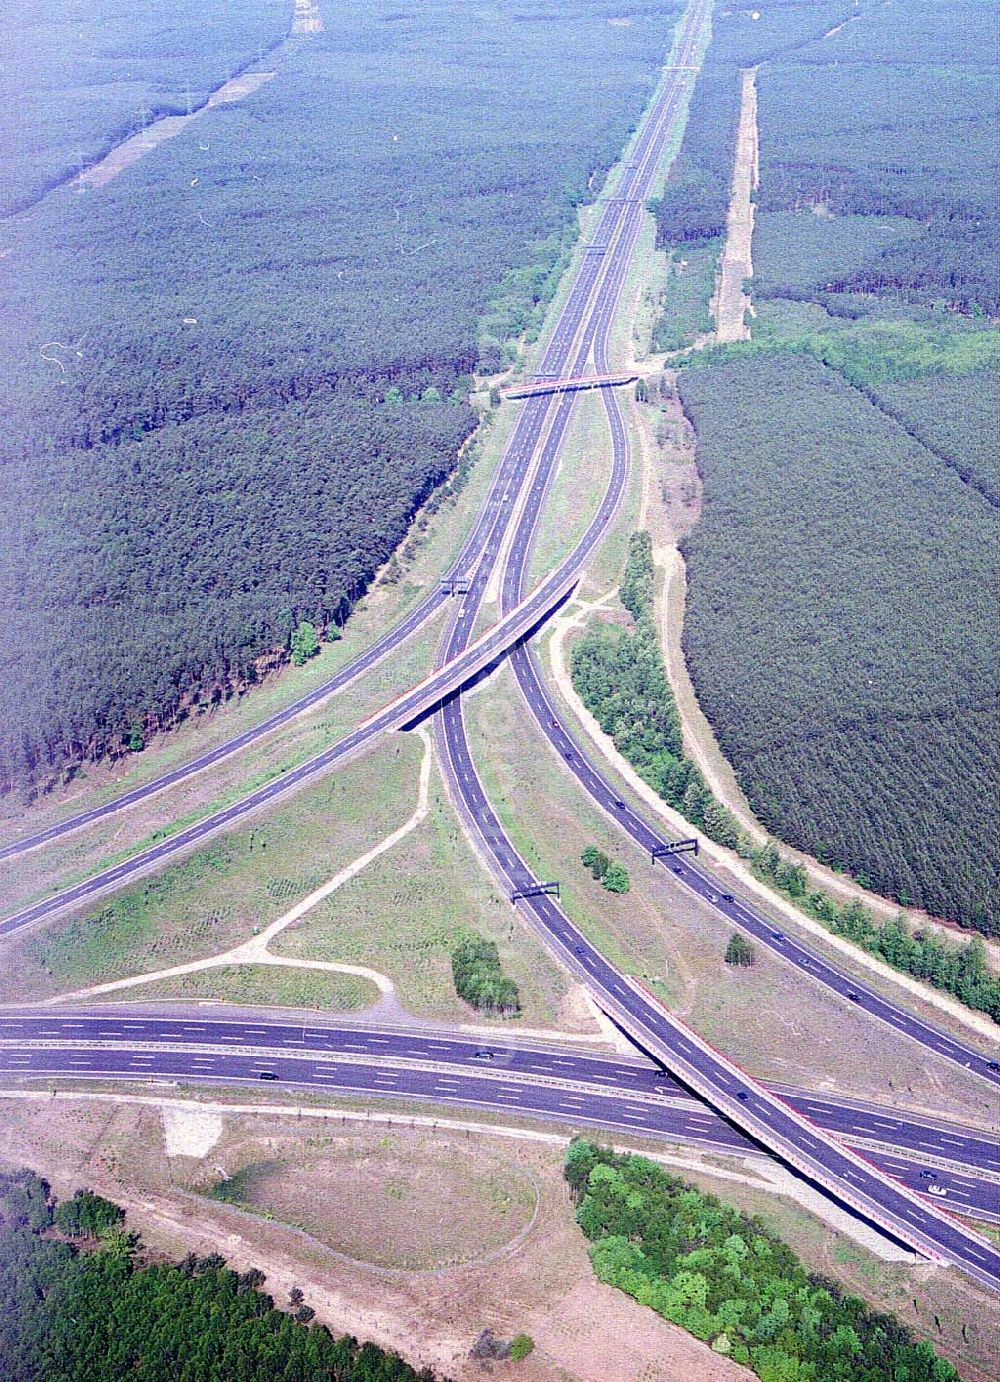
[714,67,758,343]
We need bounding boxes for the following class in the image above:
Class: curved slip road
[0,13,698,932]
[0,54,644,868]
[430,2,1000,1288]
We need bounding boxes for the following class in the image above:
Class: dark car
[614,799,626,810]
[722,893,734,901]
[735,1091,749,1101]
[653,1070,669,1080]
[672,865,683,874]
[771,931,784,941]
[473,1049,494,1061]
[847,991,861,1002]
[258,1071,279,1081]
[987,1060,1000,1072]
[574,945,586,955]
[919,1169,936,1180]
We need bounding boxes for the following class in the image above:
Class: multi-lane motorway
[426,0,1000,1290]
[3,0,998,1294]
[1,1012,996,1224]
[0,9,692,937]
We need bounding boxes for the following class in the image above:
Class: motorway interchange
[2,0,998,1294]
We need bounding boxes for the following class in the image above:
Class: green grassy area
[1,612,446,920]
[0,737,424,1003]
[651,241,718,351]
[462,656,998,1126]
[271,757,578,1029]
[130,965,380,1013]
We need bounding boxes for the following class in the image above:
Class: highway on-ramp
[3,0,997,1294]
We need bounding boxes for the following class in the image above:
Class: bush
[510,1333,535,1361]
[602,862,631,895]
[451,934,521,1016]
[724,933,755,967]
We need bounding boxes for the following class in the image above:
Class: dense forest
[755,0,999,315]
[677,355,998,934]
[0,0,684,795]
[650,0,853,251]
[565,1140,961,1381]
[0,1169,439,1381]
[3,0,293,214]
[653,0,1000,933]
[573,533,999,1014]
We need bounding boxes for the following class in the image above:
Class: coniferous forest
[0,1170,438,1381]
[0,0,683,795]
[653,0,999,932]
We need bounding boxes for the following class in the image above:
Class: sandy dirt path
[713,67,758,343]
[77,70,277,191]
[50,729,435,1008]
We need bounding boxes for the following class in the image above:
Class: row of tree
[573,528,999,1012]
[565,1140,961,1381]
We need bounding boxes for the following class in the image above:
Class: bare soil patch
[0,1095,758,1382]
[198,1131,539,1272]
[714,67,757,342]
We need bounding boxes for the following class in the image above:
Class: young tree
[724,932,755,967]
[290,620,319,666]
[602,862,631,894]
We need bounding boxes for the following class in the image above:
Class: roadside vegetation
[0,0,683,798]
[0,1170,436,1381]
[647,0,1000,939]
[566,1140,962,1381]
[572,532,1000,1020]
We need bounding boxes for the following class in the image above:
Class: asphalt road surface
[0,9,701,936]
[0,1015,995,1225]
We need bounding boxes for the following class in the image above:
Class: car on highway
[257,1071,279,1081]
[846,991,861,1002]
[928,1185,949,1197]
[919,1169,936,1180]
[473,1049,494,1062]
[771,931,784,941]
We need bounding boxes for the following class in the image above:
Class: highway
[4,0,998,1295]
[0,1012,996,1224]
[0,40,683,934]
[427,0,1000,1289]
